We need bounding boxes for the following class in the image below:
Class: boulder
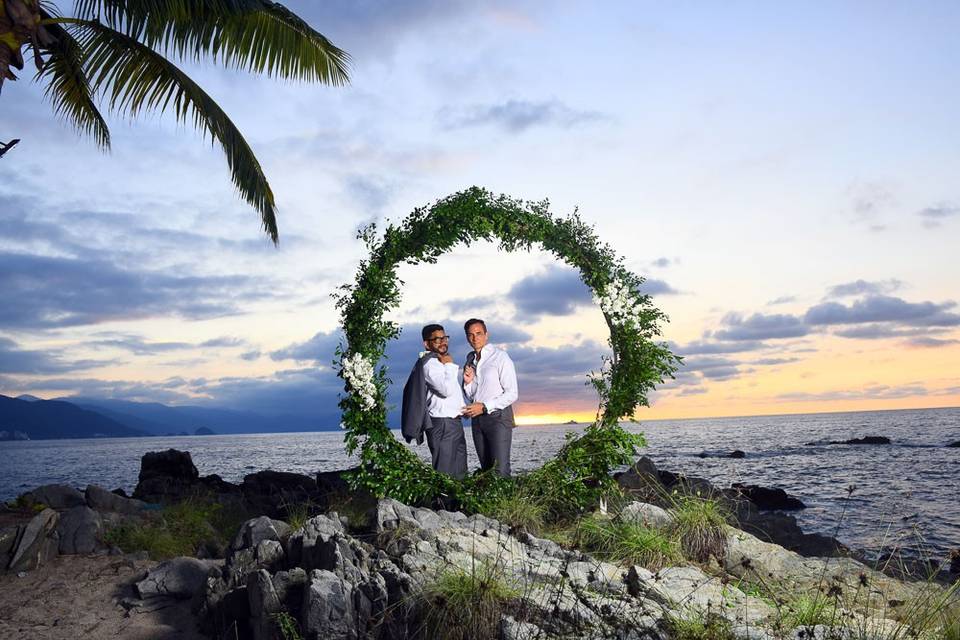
[242,470,319,519]
[946,440,960,448]
[56,505,102,554]
[8,508,59,572]
[614,456,664,499]
[230,516,292,551]
[21,484,85,510]
[729,449,747,458]
[248,569,282,640]
[133,449,200,502]
[136,556,220,600]
[302,569,356,640]
[1,525,18,551]
[732,483,806,510]
[619,501,675,529]
[807,435,891,446]
[85,484,148,514]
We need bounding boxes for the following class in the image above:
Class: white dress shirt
[462,344,518,412]
[423,358,466,418]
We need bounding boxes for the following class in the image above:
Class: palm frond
[74,0,350,84]
[34,21,111,149]
[75,19,278,242]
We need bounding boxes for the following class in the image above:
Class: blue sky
[1,1,958,423]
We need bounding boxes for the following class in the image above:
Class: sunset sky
[1,1,958,426]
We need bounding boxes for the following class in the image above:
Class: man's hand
[462,402,485,418]
[462,364,475,385]
[439,354,453,364]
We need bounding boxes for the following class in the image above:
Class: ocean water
[2,407,958,561]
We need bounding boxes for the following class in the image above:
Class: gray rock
[231,515,292,551]
[85,484,148,514]
[285,513,345,570]
[374,498,420,533]
[620,501,675,529]
[21,484,85,510]
[8,508,59,571]
[225,540,285,584]
[501,615,547,640]
[0,525,19,556]
[272,567,308,604]
[302,569,357,640]
[248,569,282,640]
[56,505,102,554]
[136,557,220,599]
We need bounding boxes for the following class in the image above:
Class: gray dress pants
[471,406,515,477]
[426,416,467,479]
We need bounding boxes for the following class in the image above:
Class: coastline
[2,448,957,639]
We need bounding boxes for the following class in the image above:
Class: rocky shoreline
[2,450,958,639]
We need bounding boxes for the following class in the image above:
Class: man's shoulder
[492,345,513,360]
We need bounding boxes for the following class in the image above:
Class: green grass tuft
[104,497,247,559]
[781,591,839,629]
[271,610,303,640]
[484,488,547,535]
[420,561,519,640]
[666,612,737,640]
[668,493,729,563]
[574,514,682,569]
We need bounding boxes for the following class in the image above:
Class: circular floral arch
[336,188,679,510]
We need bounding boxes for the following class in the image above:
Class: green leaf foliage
[7,1,350,242]
[336,187,681,514]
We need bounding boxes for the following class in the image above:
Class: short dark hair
[421,324,444,341]
[463,318,486,334]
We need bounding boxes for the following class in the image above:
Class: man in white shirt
[420,324,468,479]
[461,318,518,476]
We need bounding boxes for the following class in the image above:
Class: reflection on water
[2,407,958,559]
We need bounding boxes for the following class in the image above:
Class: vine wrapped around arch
[335,187,680,513]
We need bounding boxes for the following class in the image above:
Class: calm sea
[2,407,958,561]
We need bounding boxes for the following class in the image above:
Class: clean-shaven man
[416,324,468,479]
[461,318,518,476]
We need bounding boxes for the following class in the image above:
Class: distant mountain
[0,395,148,440]
[62,397,338,435]
[15,394,42,402]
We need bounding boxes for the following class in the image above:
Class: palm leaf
[75,19,278,242]
[34,20,111,149]
[74,0,350,84]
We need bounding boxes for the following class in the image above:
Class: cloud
[669,339,767,356]
[825,279,903,298]
[917,203,958,228]
[439,99,605,133]
[766,295,796,306]
[751,357,800,366]
[681,356,742,381]
[713,312,809,341]
[445,295,498,316]
[848,181,895,227]
[290,0,483,60]
[270,330,345,364]
[344,174,394,214]
[507,267,593,318]
[0,337,112,374]
[805,295,960,327]
[678,386,708,396]
[639,278,680,296]
[904,336,959,348]
[776,384,930,402]
[0,251,271,329]
[201,337,247,348]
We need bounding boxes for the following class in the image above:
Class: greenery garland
[335,187,680,513]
